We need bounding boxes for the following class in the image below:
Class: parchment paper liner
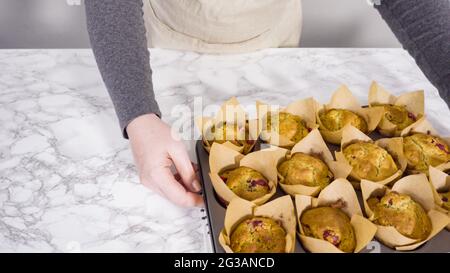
[368,81,424,137]
[316,85,384,145]
[208,142,285,206]
[295,179,377,253]
[256,97,319,148]
[361,174,450,250]
[195,97,260,154]
[335,125,407,188]
[400,117,450,173]
[218,195,297,253]
[276,129,352,196]
[429,166,450,230]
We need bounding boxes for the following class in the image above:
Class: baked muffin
[343,142,398,181]
[300,207,356,252]
[378,104,417,131]
[440,191,450,211]
[403,133,450,173]
[220,166,270,201]
[367,191,432,240]
[278,152,333,190]
[230,216,286,253]
[206,121,255,154]
[319,109,368,133]
[266,112,309,144]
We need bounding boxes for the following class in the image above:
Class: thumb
[169,142,202,193]
[156,167,204,208]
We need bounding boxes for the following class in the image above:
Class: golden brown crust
[343,142,398,182]
[220,166,270,201]
[377,104,417,131]
[300,206,356,253]
[368,191,432,240]
[403,133,450,173]
[278,152,332,189]
[205,121,255,154]
[319,109,367,133]
[230,217,286,253]
[265,112,310,144]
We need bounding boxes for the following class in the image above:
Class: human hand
[127,113,203,207]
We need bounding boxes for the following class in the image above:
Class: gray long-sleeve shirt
[85,0,450,138]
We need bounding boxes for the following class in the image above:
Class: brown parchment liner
[276,129,352,197]
[208,142,285,206]
[316,85,384,145]
[256,97,319,149]
[195,97,260,154]
[368,81,424,137]
[335,125,407,188]
[400,117,450,172]
[218,195,297,253]
[295,179,377,253]
[429,166,450,230]
[361,174,450,251]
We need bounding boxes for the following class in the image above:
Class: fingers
[169,143,202,193]
[153,167,204,208]
[174,172,182,181]
[191,162,199,172]
[174,162,200,183]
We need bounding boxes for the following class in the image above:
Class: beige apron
[142,0,302,54]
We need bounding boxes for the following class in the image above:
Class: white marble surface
[0,48,449,253]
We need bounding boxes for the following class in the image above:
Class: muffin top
[440,191,450,211]
[403,133,450,173]
[278,152,333,189]
[368,191,432,240]
[300,206,356,252]
[266,112,309,144]
[319,109,368,133]
[206,121,255,154]
[343,142,398,182]
[220,166,270,201]
[230,216,286,253]
[379,104,417,130]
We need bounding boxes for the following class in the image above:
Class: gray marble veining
[0,48,449,252]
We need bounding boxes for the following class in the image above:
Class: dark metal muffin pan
[196,138,450,253]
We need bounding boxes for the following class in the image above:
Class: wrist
[127,113,160,140]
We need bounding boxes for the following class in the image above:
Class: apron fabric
[142,0,302,54]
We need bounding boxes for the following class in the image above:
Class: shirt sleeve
[85,0,161,138]
[375,0,450,105]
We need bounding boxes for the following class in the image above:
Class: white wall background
[0,0,401,48]
[301,0,401,47]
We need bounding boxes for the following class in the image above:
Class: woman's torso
[142,0,302,53]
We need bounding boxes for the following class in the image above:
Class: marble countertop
[0,48,449,253]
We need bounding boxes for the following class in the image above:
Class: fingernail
[192,180,201,192]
